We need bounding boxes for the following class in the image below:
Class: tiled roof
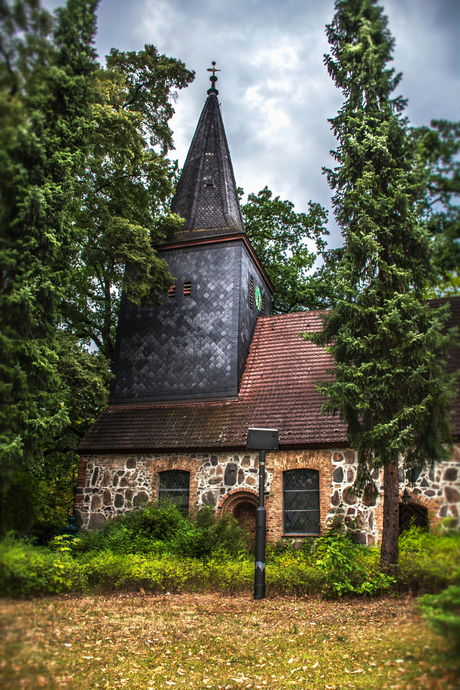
[78,300,460,454]
[79,311,347,453]
[170,91,244,240]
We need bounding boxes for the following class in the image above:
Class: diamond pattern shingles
[170,92,244,239]
[79,299,460,454]
[80,311,346,452]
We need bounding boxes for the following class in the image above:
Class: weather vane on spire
[207,61,220,95]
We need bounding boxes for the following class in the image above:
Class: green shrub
[314,524,394,597]
[419,584,460,656]
[74,501,186,555]
[73,503,248,560]
[0,535,87,596]
[170,507,248,559]
[398,523,460,593]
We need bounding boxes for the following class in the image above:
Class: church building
[76,69,460,544]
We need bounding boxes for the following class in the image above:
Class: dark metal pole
[254,449,266,600]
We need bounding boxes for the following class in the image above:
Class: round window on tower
[255,286,262,312]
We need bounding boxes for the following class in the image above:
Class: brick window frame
[158,470,190,514]
[283,468,320,535]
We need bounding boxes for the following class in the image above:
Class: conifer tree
[0,0,99,521]
[309,0,457,567]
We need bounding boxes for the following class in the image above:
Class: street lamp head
[246,428,279,451]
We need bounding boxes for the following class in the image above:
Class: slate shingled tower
[109,67,274,404]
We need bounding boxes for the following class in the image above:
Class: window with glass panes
[283,469,320,534]
[158,470,190,513]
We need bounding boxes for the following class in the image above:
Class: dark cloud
[42,0,460,248]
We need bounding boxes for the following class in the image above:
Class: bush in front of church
[73,502,248,559]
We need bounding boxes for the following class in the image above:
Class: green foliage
[0,1,194,534]
[74,501,186,555]
[398,522,460,594]
[1,518,459,598]
[307,0,458,567]
[419,585,460,656]
[241,186,331,314]
[314,522,394,597]
[0,534,87,596]
[62,47,193,361]
[170,507,248,559]
[73,502,248,560]
[415,120,460,296]
[0,0,100,525]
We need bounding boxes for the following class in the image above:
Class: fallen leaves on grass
[0,594,457,689]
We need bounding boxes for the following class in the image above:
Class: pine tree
[309,0,457,567]
[0,0,99,525]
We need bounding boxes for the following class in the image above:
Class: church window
[283,469,320,535]
[204,177,215,186]
[158,470,190,513]
[168,284,176,299]
[183,281,192,297]
[249,277,254,309]
[262,297,265,316]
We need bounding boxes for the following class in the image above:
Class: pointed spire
[171,63,244,238]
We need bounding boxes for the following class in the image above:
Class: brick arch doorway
[399,502,428,533]
[218,490,258,548]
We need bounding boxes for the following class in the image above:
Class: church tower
[109,65,274,404]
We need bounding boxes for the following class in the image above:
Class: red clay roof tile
[78,300,460,454]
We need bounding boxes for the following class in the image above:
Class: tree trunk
[380,458,400,571]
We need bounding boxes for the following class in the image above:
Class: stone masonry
[76,445,460,541]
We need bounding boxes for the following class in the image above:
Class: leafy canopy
[241,186,331,314]
[61,46,193,360]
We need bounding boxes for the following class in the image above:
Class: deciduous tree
[62,47,193,361]
[241,186,331,313]
[415,120,460,296]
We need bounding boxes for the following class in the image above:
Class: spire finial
[207,61,220,95]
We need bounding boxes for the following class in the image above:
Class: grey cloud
[41,0,460,248]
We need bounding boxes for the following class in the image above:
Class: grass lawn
[0,593,458,689]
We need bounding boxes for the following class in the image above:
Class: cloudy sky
[44,0,460,248]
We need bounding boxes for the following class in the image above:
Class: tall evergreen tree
[308,0,457,567]
[0,0,99,526]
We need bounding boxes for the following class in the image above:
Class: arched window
[158,470,190,514]
[283,469,320,535]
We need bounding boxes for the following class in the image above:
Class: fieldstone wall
[75,444,460,539]
[75,451,265,530]
[325,444,460,544]
[326,449,381,546]
[397,443,460,528]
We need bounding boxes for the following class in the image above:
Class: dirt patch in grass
[0,593,457,689]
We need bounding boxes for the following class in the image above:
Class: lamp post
[246,427,279,600]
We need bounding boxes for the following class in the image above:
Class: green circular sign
[255,286,262,312]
